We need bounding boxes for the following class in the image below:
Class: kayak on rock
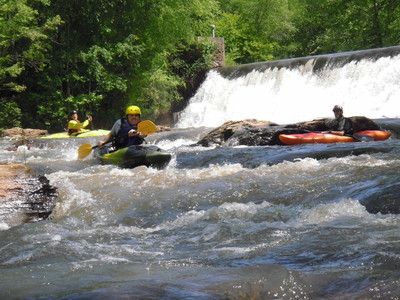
[38,129,110,139]
[93,144,172,169]
[279,130,391,145]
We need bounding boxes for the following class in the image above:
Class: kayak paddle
[77,120,159,160]
[78,143,99,159]
[137,120,158,135]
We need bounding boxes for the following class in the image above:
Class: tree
[292,0,400,56]
[215,0,299,64]
[0,0,61,129]
[21,0,221,130]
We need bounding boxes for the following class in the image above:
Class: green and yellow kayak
[94,144,172,169]
[38,129,109,139]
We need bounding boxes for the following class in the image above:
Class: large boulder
[197,119,278,146]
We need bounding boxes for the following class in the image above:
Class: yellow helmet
[125,105,141,115]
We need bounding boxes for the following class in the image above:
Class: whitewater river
[1,118,400,299]
[2,48,400,299]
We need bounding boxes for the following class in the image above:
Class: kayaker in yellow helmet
[301,105,354,136]
[67,110,93,136]
[98,105,147,149]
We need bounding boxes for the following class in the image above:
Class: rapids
[1,48,400,299]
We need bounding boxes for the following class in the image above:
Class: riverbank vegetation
[1,0,399,131]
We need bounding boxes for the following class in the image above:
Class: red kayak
[279,130,391,145]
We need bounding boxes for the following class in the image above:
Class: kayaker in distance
[301,105,354,136]
[98,105,147,150]
[68,110,93,136]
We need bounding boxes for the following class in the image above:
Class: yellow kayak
[38,129,109,139]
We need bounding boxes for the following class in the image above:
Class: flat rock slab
[0,163,31,198]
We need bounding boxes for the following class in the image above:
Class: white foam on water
[299,198,372,225]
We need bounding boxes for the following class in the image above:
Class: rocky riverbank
[0,127,57,228]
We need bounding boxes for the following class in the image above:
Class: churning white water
[176,54,400,127]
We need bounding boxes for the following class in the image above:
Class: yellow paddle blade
[78,143,94,160]
[138,120,158,135]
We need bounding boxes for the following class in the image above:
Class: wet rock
[0,163,57,228]
[226,126,284,146]
[197,119,278,146]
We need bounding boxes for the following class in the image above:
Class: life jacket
[68,120,81,135]
[332,117,353,135]
[113,118,144,149]
[325,117,354,135]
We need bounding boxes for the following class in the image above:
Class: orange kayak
[279,130,391,145]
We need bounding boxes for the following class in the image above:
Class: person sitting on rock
[301,105,354,136]
[67,110,93,136]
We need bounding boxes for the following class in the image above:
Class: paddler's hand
[128,130,147,138]
[98,141,106,147]
[138,131,147,138]
[128,129,138,137]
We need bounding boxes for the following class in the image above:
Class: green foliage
[0,0,61,93]
[0,99,22,129]
[11,0,222,129]
[169,41,216,81]
[1,0,400,130]
[215,0,298,64]
[131,69,182,119]
[292,0,400,55]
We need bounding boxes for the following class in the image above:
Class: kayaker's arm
[68,116,92,130]
[98,133,113,147]
[81,116,93,129]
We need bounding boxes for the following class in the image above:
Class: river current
[2,48,400,299]
[1,119,400,299]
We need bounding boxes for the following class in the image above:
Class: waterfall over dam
[176,46,400,128]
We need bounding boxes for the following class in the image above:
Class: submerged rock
[360,182,400,214]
